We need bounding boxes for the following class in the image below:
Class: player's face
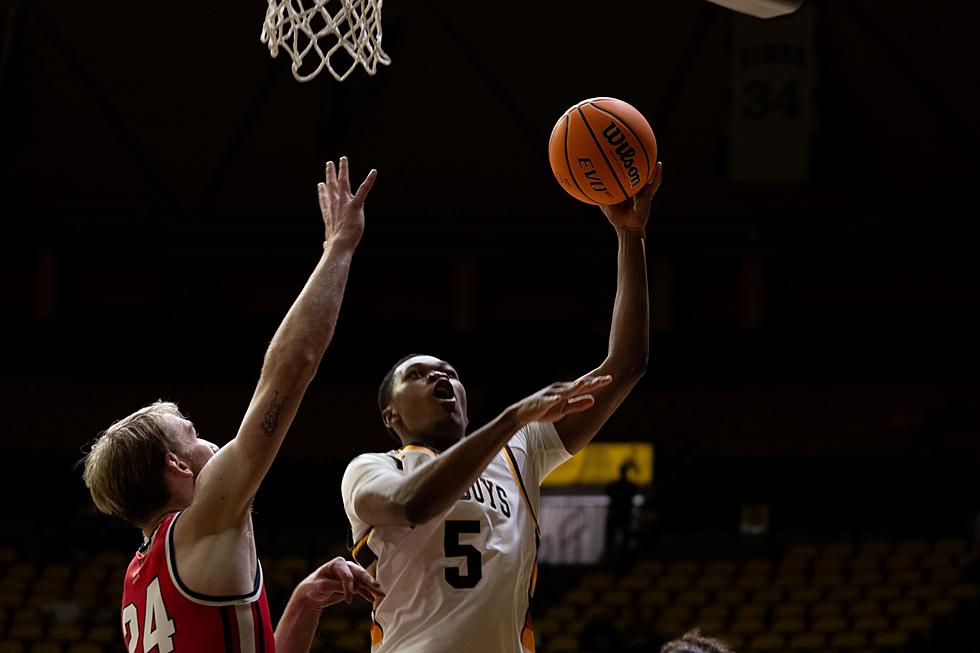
[166,415,219,479]
[387,355,468,442]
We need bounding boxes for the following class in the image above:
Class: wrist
[322,234,360,254]
[290,581,326,617]
[615,224,646,238]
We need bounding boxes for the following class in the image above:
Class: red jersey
[121,512,275,653]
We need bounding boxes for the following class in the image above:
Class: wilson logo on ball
[601,123,642,188]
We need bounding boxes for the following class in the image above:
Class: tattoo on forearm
[261,391,285,436]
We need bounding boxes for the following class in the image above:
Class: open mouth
[433,379,455,401]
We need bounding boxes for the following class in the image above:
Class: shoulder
[344,451,400,474]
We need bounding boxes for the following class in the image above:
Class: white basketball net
[260,0,391,83]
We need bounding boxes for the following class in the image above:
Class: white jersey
[341,422,571,653]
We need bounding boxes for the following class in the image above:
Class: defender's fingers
[338,156,350,189]
[564,395,597,414]
[353,169,378,204]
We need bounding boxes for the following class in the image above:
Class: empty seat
[28,643,61,653]
[830,631,867,649]
[564,589,594,605]
[318,617,351,634]
[907,585,941,601]
[697,575,732,592]
[887,570,922,588]
[894,539,929,557]
[47,625,84,643]
[867,585,900,602]
[752,588,782,605]
[734,605,766,620]
[675,589,708,606]
[812,573,845,589]
[639,589,670,607]
[714,589,747,606]
[811,601,843,619]
[828,585,862,603]
[859,540,891,558]
[853,615,890,633]
[580,573,614,591]
[668,561,702,577]
[705,561,738,576]
[884,555,915,572]
[771,617,805,635]
[885,599,917,617]
[849,600,881,618]
[789,632,826,650]
[933,539,966,557]
[896,614,932,633]
[948,583,980,600]
[823,541,856,557]
[747,633,783,652]
[602,589,632,606]
[926,598,957,617]
[546,635,578,652]
[790,588,823,604]
[772,603,805,619]
[773,574,807,590]
[729,618,764,635]
[872,630,910,650]
[811,616,847,634]
[849,556,880,573]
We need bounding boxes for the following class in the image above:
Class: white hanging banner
[728,4,816,183]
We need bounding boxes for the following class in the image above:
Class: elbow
[263,345,319,383]
[402,497,430,527]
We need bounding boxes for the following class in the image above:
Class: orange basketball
[548,97,658,205]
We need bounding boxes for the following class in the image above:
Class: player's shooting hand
[296,557,385,609]
[512,374,613,425]
[600,161,662,232]
[317,156,377,248]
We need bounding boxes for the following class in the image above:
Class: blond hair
[82,401,185,528]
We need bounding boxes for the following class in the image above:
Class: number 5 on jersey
[122,577,176,653]
[444,520,482,589]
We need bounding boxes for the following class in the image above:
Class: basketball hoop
[260,0,391,83]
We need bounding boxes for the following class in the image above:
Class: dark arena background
[2,1,979,652]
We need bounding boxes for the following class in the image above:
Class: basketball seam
[575,106,629,202]
[561,113,592,204]
[589,100,653,180]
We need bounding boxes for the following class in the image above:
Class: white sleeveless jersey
[341,422,571,653]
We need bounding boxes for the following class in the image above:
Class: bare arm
[275,559,383,653]
[554,162,662,455]
[186,158,376,533]
[351,375,611,527]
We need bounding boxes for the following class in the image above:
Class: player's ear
[164,452,193,478]
[382,406,399,432]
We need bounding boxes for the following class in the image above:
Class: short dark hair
[661,630,735,653]
[377,354,422,443]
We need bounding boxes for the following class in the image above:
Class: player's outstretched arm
[186,158,377,534]
[554,162,662,455]
[349,375,612,527]
[275,558,384,653]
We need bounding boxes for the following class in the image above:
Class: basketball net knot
[260,0,391,82]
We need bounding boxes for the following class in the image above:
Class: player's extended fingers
[325,160,339,194]
[317,182,330,215]
[353,169,378,205]
[638,162,663,202]
[333,559,355,601]
[560,374,611,397]
[338,156,350,192]
[347,561,383,593]
[563,394,597,415]
[309,578,346,607]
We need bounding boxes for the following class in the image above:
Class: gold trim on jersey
[399,444,440,458]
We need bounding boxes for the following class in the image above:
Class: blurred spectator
[661,629,735,653]
[605,460,638,564]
